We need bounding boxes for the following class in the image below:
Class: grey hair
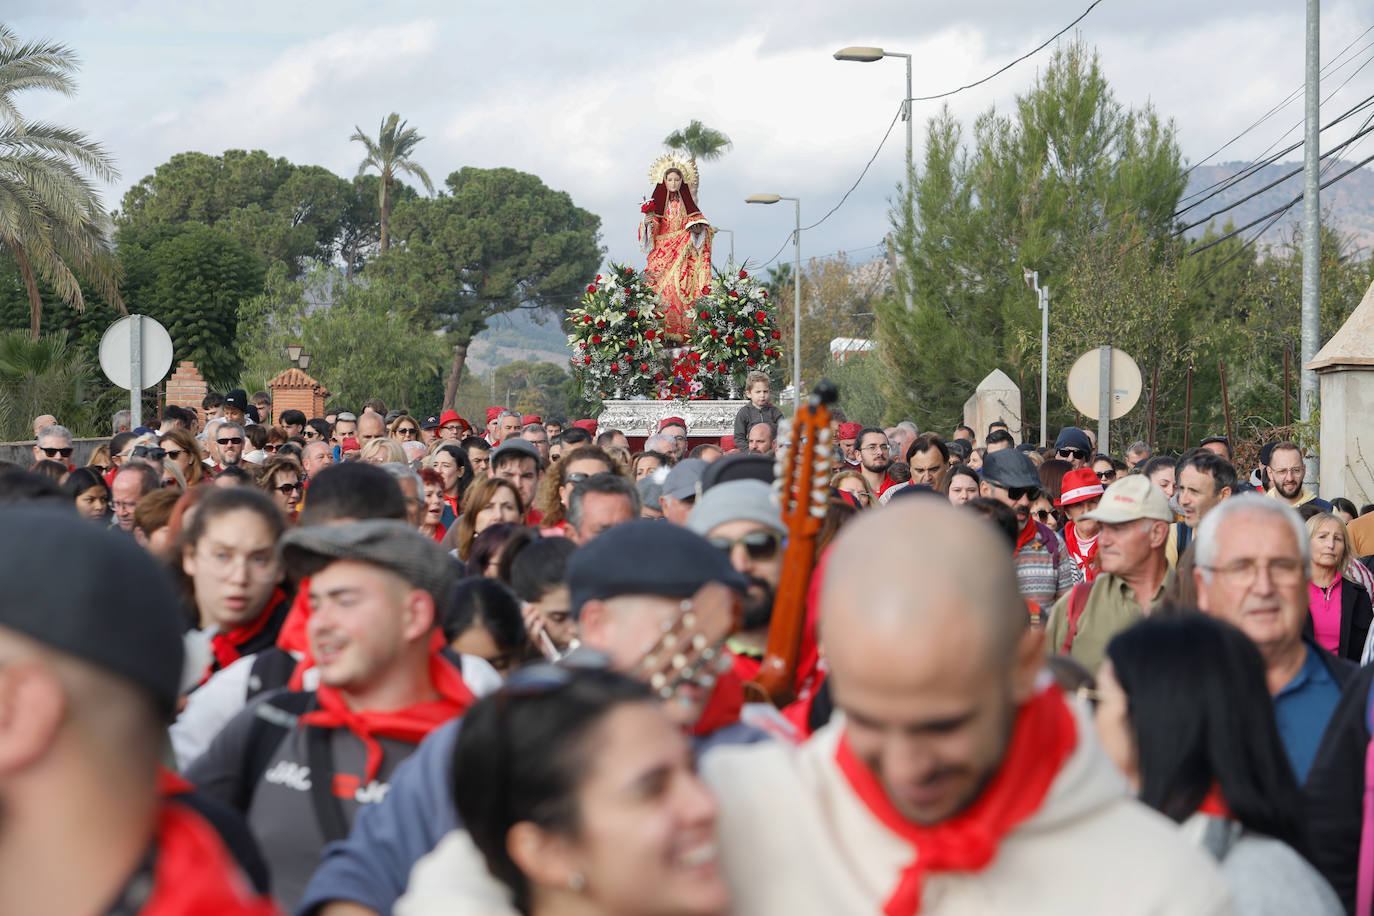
[897,420,919,434]
[37,424,72,444]
[644,433,676,454]
[498,410,521,422]
[380,461,423,497]
[219,422,245,437]
[567,472,640,533]
[1195,493,1310,580]
[1126,440,1150,456]
[111,409,131,434]
[522,422,546,434]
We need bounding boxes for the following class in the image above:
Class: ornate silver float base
[596,399,745,437]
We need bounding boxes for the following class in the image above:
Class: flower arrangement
[687,265,783,397]
[567,264,667,399]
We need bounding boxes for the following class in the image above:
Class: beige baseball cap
[1081,474,1174,524]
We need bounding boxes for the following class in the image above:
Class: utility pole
[1301,0,1320,427]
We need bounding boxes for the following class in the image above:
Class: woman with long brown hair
[160,427,207,487]
[455,477,524,561]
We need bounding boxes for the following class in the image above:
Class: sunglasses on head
[131,445,165,461]
[708,530,783,561]
[1057,448,1087,461]
[217,437,243,446]
[38,446,74,458]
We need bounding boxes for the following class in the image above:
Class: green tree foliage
[770,254,887,395]
[0,25,124,338]
[237,267,449,412]
[0,329,114,439]
[119,223,264,388]
[370,166,602,410]
[662,120,732,194]
[488,360,571,420]
[880,40,1185,437]
[351,113,435,254]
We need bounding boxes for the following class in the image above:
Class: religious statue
[640,154,714,340]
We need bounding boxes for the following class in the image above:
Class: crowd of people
[4,370,1374,915]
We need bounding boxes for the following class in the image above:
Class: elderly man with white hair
[32,423,75,469]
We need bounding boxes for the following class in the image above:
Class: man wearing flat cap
[1043,475,1176,671]
[297,519,767,916]
[0,508,277,915]
[186,520,481,911]
[980,448,1079,610]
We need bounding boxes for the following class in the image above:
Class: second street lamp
[834,45,913,178]
[746,193,802,412]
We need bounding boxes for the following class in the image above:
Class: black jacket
[1303,660,1374,913]
[1302,576,1374,663]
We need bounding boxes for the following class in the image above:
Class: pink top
[1309,578,1343,653]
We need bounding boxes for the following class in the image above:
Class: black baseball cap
[0,507,185,718]
[421,415,441,430]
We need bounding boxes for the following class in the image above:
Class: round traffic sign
[1066,346,1143,420]
[99,314,174,390]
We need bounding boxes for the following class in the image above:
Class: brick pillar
[166,361,208,425]
[269,368,329,426]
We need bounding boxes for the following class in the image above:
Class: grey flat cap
[280,519,458,613]
[980,448,1041,490]
[662,458,708,500]
[686,479,784,537]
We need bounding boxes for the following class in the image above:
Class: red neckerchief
[430,522,447,543]
[298,651,475,783]
[140,802,282,916]
[1064,522,1099,580]
[1195,784,1233,819]
[690,667,745,737]
[876,473,900,496]
[442,494,460,517]
[1014,515,1038,553]
[835,688,1077,916]
[209,588,287,672]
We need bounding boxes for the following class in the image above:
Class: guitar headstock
[773,380,840,526]
[630,581,742,700]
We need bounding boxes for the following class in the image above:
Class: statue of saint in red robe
[640,165,713,340]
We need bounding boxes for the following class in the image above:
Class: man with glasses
[657,416,689,462]
[521,422,551,465]
[1266,440,1315,508]
[32,424,75,470]
[687,479,785,685]
[111,463,159,532]
[1044,475,1174,672]
[437,409,465,441]
[1194,495,1355,782]
[980,449,1078,611]
[856,427,899,497]
[1052,427,1092,469]
[212,422,246,474]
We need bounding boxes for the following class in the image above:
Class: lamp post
[833,46,913,178]
[1023,269,1049,447]
[716,228,735,265]
[283,344,312,371]
[746,193,802,412]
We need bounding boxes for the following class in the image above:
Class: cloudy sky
[9,0,1372,277]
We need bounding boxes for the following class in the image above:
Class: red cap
[1056,467,1106,507]
[658,416,687,432]
[837,422,863,440]
[439,409,462,427]
[720,435,736,450]
[486,406,506,423]
[521,415,542,426]
[571,418,599,434]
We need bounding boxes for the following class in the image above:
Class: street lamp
[747,193,802,412]
[715,228,735,266]
[1023,269,1049,447]
[286,344,303,363]
[834,45,913,178]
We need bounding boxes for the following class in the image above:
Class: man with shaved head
[700,500,1231,913]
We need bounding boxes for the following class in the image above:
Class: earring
[568,872,586,893]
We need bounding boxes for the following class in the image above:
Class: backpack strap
[235,689,315,813]
[1061,582,1092,655]
[305,724,352,844]
[245,647,300,701]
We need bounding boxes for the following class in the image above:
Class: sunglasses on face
[1033,509,1056,523]
[1057,448,1088,461]
[161,478,179,488]
[1096,469,1117,482]
[217,437,243,446]
[163,448,185,460]
[708,530,783,561]
[396,427,419,437]
[273,481,303,495]
[304,430,320,439]
[1005,486,1041,501]
[131,445,165,461]
[38,445,74,458]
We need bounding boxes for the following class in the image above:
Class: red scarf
[141,802,282,915]
[834,688,1077,916]
[1195,784,1233,819]
[299,652,475,783]
[690,668,745,737]
[209,588,287,672]
[1064,522,1098,582]
[1014,515,1039,553]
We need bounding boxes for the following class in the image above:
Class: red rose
[762,290,769,299]
[641,201,654,213]
[747,358,756,366]
[755,311,767,322]
[627,339,637,348]
[771,330,781,340]
[610,363,620,374]
[591,334,602,344]
[750,342,759,351]
[744,329,756,339]
[739,269,748,279]
[623,267,634,275]
[717,364,728,374]
[728,291,738,299]
[655,373,664,381]
[640,363,649,372]
[597,320,606,329]
[583,315,593,324]
[705,361,715,371]
[725,336,734,345]
[583,356,591,364]
[645,329,656,340]
[627,309,637,319]
[585,284,595,293]
[699,311,709,321]
[710,328,719,338]
[623,289,631,297]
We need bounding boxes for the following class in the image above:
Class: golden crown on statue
[647,153,699,191]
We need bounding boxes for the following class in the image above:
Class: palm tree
[662,120,733,195]
[350,113,435,254]
[0,329,91,439]
[0,25,124,339]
